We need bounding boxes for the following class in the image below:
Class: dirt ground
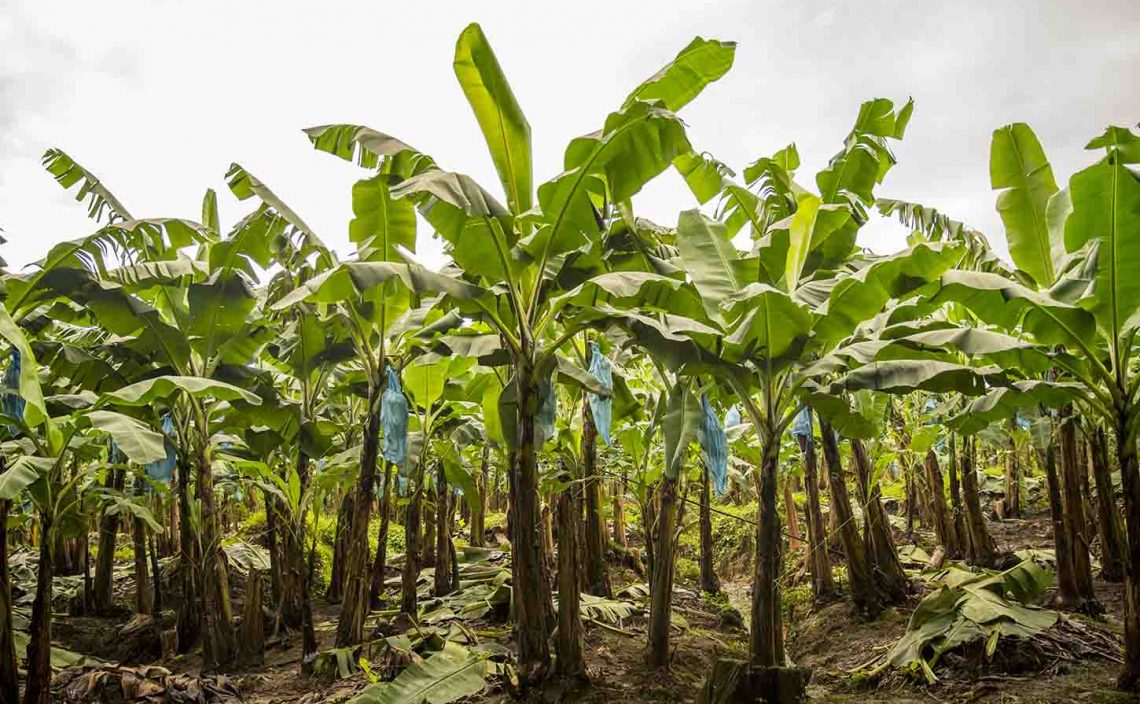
[46,511,1140,703]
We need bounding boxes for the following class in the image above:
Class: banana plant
[25,153,290,668]
[295,23,735,684]
[824,125,1140,692]
[556,98,961,671]
[0,301,173,704]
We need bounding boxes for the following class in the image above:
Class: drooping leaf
[104,376,261,407]
[82,410,167,465]
[0,456,45,500]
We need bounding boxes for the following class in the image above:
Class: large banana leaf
[990,123,1060,288]
[350,172,417,262]
[785,194,851,290]
[928,270,1096,348]
[720,284,812,363]
[551,271,704,321]
[0,457,43,501]
[813,98,913,266]
[349,642,488,704]
[81,410,167,464]
[304,124,435,172]
[103,375,261,407]
[834,360,1002,396]
[675,209,745,314]
[622,37,736,113]
[273,261,488,310]
[392,170,513,282]
[530,102,691,264]
[812,242,963,345]
[1065,138,1140,338]
[226,163,323,247]
[0,303,48,426]
[950,380,1085,436]
[453,23,532,214]
[42,148,133,224]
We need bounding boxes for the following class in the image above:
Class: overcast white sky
[2,1,1139,272]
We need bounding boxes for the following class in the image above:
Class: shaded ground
[40,510,1140,703]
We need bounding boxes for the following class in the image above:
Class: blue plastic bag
[724,405,741,429]
[791,407,812,438]
[381,366,409,464]
[2,348,25,430]
[587,342,613,445]
[144,414,177,484]
[698,394,728,496]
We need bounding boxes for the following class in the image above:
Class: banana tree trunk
[370,462,395,608]
[132,476,153,616]
[581,402,611,597]
[424,486,437,568]
[555,463,586,680]
[947,434,969,556]
[783,477,802,551]
[148,533,161,615]
[0,459,17,704]
[1059,410,1097,608]
[80,532,93,615]
[325,493,351,603]
[613,470,628,548]
[1114,408,1140,691]
[300,511,319,677]
[1090,428,1125,582]
[469,447,489,547]
[508,363,554,686]
[647,472,678,669]
[94,466,125,614]
[904,458,917,537]
[960,436,996,567]
[1004,425,1020,518]
[197,443,236,670]
[923,449,959,558]
[279,453,308,628]
[335,378,382,647]
[797,426,835,603]
[750,437,784,667]
[265,490,281,609]
[175,456,199,653]
[434,462,455,597]
[699,466,720,595]
[400,486,423,617]
[818,420,881,617]
[23,512,53,704]
[852,440,907,604]
[643,484,657,578]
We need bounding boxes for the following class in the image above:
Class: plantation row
[1,21,1139,704]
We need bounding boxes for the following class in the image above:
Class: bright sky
[2,1,1139,273]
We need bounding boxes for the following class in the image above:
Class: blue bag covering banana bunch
[791,407,812,438]
[586,342,613,445]
[144,414,178,483]
[3,348,25,432]
[699,394,728,496]
[381,366,409,464]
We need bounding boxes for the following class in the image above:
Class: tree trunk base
[697,660,810,704]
